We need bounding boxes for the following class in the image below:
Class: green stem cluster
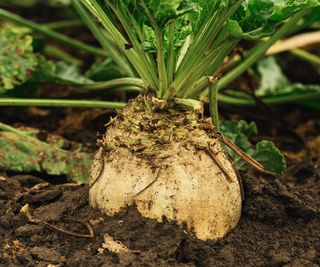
[0,2,317,112]
[173,1,244,97]
[81,0,159,89]
[79,77,144,91]
[71,0,133,76]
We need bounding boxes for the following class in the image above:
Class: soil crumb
[1,172,319,267]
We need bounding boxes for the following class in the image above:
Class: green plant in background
[220,120,286,174]
[255,56,320,105]
[0,123,92,183]
[0,26,37,92]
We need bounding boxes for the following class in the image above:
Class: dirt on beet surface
[0,104,320,267]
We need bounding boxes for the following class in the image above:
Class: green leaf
[220,120,257,155]
[0,25,93,91]
[190,0,218,31]
[0,25,38,93]
[32,56,93,85]
[112,0,199,29]
[85,58,125,81]
[141,25,157,53]
[174,18,193,48]
[143,0,200,28]
[255,56,289,95]
[255,56,320,98]
[228,0,320,39]
[141,16,193,54]
[220,120,286,175]
[0,123,92,183]
[252,140,287,175]
[303,6,320,26]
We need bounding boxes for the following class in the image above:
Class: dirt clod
[1,171,319,266]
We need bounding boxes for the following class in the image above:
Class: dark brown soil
[1,169,319,267]
[1,103,320,267]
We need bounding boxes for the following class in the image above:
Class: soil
[1,103,320,267]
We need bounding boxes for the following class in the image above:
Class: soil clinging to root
[1,171,319,267]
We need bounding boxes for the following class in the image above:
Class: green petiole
[218,92,320,105]
[78,78,145,91]
[209,77,220,131]
[0,98,126,109]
